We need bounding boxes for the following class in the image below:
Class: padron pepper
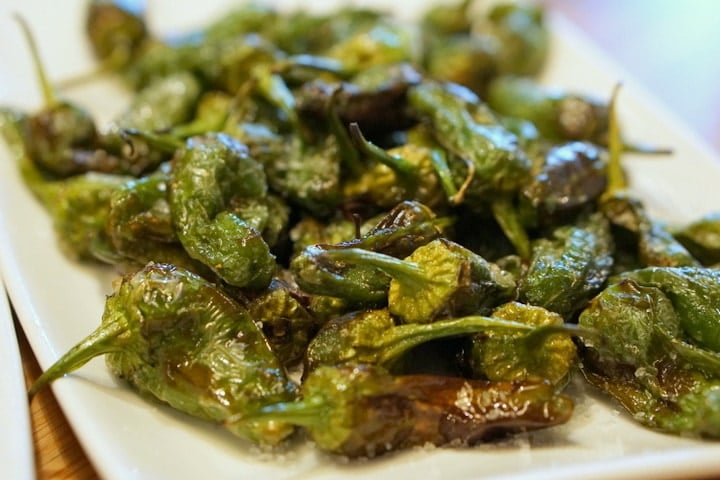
[579,278,720,437]
[29,263,299,445]
[231,363,573,458]
[290,201,448,306]
[169,132,276,289]
[321,238,517,324]
[602,193,699,269]
[464,301,578,386]
[407,80,533,257]
[303,308,554,374]
[519,212,614,317]
[243,278,321,368]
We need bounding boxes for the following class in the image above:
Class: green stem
[226,396,327,430]
[349,122,418,178]
[119,128,183,153]
[328,92,364,178]
[377,315,535,366]
[603,83,626,198]
[491,197,531,260]
[254,68,299,129]
[322,247,427,289]
[28,317,128,398]
[428,148,460,203]
[14,14,57,107]
[664,334,720,378]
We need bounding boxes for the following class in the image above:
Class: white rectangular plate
[0,277,34,480]
[2,1,720,479]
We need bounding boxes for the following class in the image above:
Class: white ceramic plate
[2,1,720,479]
[0,277,34,480]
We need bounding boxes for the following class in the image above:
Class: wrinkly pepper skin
[389,238,517,324]
[290,201,446,305]
[104,164,213,274]
[408,81,531,203]
[465,301,577,386]
[520,212,614,317]
[240,364,573,458]
[579,279,720,437]
[617,266,720,352]
[244,279,321,367]
[170,132,276,289]
[303,308,541,375]
[30,263,299,445]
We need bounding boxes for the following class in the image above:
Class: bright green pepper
[170,132,276,289]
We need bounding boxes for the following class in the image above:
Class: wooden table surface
[13,1,720,479]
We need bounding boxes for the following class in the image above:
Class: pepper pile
[4,0,720,459]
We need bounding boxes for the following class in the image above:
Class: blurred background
[542,0,720,153]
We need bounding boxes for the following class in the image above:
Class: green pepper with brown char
[602,192,699,268]
[303,308,546,374]
[578,278,720,437]
[29,263,299,446]
[290,201,448,306]
[233,363,573,458]
[670,212,720,266]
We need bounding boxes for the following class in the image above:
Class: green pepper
[233,363,573,458]
[518,141,607,228]
[290,201,448,306]
[29,263,299,446]
[408,80,533,257]
[602,193,699,268]
[579,279,720,437]
[85,0,149,72]
[487,76,608,144]
[170,132,276,289]
[617,266,720,352]
[464,301,577,386]
[519,212,614,317]
[304,308,550,374]
[321,238,516,324]
[243,278,321,367]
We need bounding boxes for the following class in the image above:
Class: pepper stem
[28,316,128,398]
[428,148,460,204]
[14,14,57,108]
[226,396,327,430]
[349,122,418,178]
[602,83,626,199]
[322,247,428,289]
[491,197,531,260]
[377,315,536,366]
[328,90,364,178]
[119,128,184,154]
[664,334,720,378]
